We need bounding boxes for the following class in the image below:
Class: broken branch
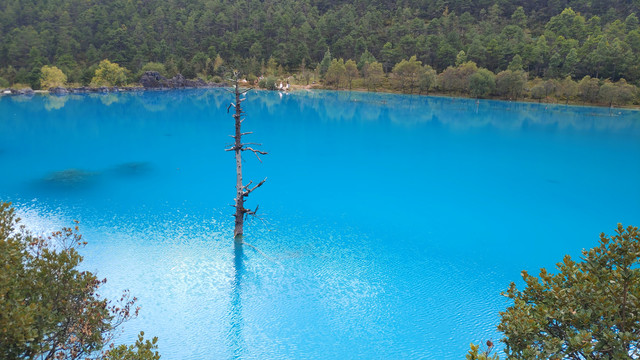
[243,177,267,197]
[243,146,268,162]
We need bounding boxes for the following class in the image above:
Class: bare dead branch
[243,177,267,197]
[242,146,268,162]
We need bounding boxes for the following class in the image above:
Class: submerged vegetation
[0,1,639,104]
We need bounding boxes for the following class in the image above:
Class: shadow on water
[228,241,245,359]
[111,161,153,176]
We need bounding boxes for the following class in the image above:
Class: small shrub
[258,76,277,90]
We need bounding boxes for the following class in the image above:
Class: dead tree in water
[225,71,267,241]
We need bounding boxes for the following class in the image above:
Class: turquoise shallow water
[1,90,639,359]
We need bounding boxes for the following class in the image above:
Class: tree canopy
[90,59,128,87]
[40,65,67,89]
[0,0,639,89]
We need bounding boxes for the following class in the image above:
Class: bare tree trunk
[226,72,267,241]
[233,80,244,239]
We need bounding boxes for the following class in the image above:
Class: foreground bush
[469,224,640,359]
[0,203,159,360]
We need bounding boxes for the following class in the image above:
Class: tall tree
[344,59,358,89]
[363,61,384,91]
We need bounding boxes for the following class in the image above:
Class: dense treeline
[0,0,639,98]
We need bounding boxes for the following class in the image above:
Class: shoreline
[3,83,639,111]
[287,84,640,111]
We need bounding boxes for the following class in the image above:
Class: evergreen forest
[1,0,639,104]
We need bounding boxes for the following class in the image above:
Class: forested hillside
[1,0,639,92]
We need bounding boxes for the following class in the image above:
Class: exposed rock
[140,71,167,88]
[49,86,69,95]
[17,87,34,95]
[165,73,186,88]
[140,71,214,89]
[185,78,207,87]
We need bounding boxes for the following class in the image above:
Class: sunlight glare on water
[1,89,639,359]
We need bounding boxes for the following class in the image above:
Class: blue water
[1,90,639,359]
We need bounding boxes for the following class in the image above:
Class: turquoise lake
[1,89,639,359]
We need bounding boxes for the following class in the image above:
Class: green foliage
[40,65,67,89]
[578,75,601,102]
[319,49,332,77]
[91,59,128,87]
[325,58,346,88]
[0,76,8,87]
[530,79,548,100]
[437,61,479,94]
[258,76,277,90]
[469,68,496,98]
[344,59,358,89]
[495,70,527,99]
[363,61,384,91]
[497,224,640,359]
[0,202,155,359]
[557,76,578,103]
[507,54,523,71]
[392,55,422,93]
[599,79,637,105]
[104,332,160,360]
[357,50,376,70]
[467,341,500,360]
[455,50,468,66]
[418,65,437,94]
[0,1,638,103]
